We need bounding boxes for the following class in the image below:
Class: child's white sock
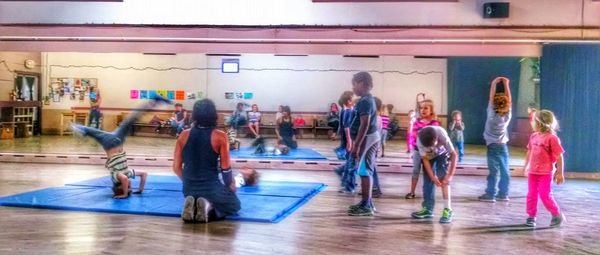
[444,187,452,210]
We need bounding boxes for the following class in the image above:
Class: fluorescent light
[0,36,599,44]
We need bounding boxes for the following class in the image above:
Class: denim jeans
[89,108,102,129]
[453,141,464,161]
[78,101,158,151]
[340,155,357,192]
[170,120,185,135]
[422,153,449,211]
[486,143,510,198]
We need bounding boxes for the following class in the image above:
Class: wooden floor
[1,162,599,254]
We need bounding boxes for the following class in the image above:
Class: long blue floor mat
[0,181,326,223]
[66,175,323,198]
[230,147,327,160]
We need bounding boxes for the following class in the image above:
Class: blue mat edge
[0,184,328,223]
[269,183,327,223]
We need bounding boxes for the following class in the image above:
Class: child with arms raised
[479,77,512,203]
[449,110,465,162]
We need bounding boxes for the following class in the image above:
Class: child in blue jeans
[72,95,171,198]
[411,126,458,224]
[334,91,357,193]
[479,77,512,203]
[449,110,465,162]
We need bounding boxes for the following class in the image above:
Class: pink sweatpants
[527,173,560,217]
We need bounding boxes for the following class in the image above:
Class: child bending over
[411,126,458,224]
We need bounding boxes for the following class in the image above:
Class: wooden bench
[130,123,174,137]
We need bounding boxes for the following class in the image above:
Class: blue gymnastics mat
[66,175,324,198]
[0,179,326,223]
[230,147,327,160]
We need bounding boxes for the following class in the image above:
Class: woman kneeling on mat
[275,105,298,151]
[173,99,241,223]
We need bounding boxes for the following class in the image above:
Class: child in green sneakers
[411,126,458,223]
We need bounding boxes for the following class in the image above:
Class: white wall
[42,53,447,114]
[0,52,41,101]
[208,54,446,114]
[42,52,208,111]
[1,0,598,26]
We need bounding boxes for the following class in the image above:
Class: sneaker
[181,196,195,222]
[153,94,173,105]
[338,188,355,194]
[195,197,212,223]
[478,194,496,203]
[405,192,416,199]
[349,201,377,211]
[526,217,537,227]
[411,208,434,219]
[439,208,453,224]
[550,213,565,227]
[372,188,382,198]
[496,196,510,202]
[348,205,374,216]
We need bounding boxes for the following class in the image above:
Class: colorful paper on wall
[157,90,167,98]
[197,91,203,99]
[140,90,148,99]
[130,90,140,99]
[149,90,157,99]
[175,91,185,100]
[243,92,253,99]
[167,90,175,100]
[225,92,234,99]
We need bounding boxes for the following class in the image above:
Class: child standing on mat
[173,99,241,223]
[347,72,380,216]
[411,126,458,224]
[247,104,261,138]
[71,96,171,198]
[406,94,441,199]
[449,110,465,162]
[479,77,512,203]
[523,110,565,227]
